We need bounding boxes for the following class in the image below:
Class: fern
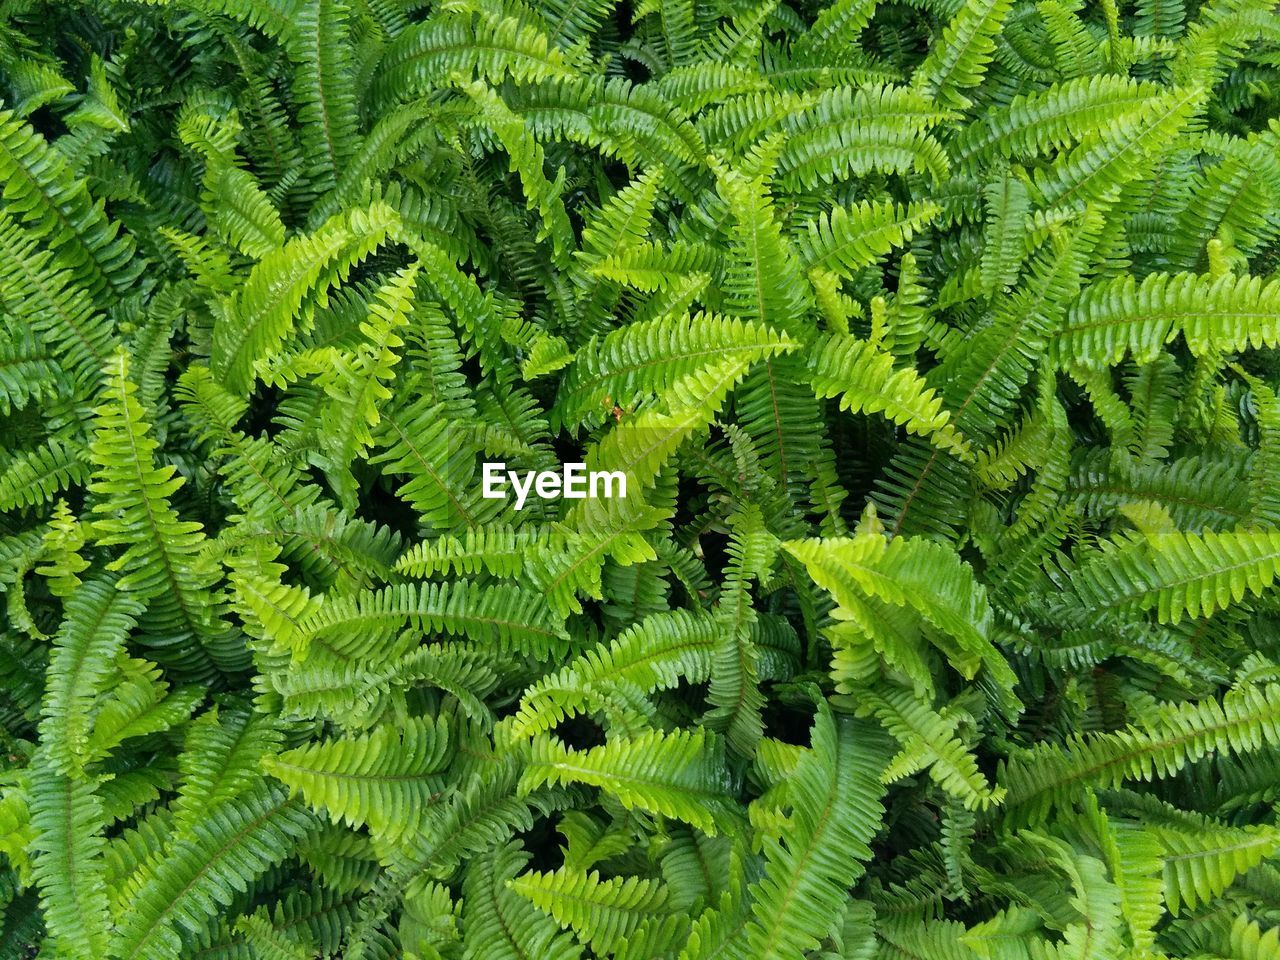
[4,1,1280,958]
[1064,528,1280,624]
[913,0,1015,110]
[210,201,399,396]
[1057,270,1280,367]
[720,706,893,960]
[521,727,737,833]
[509,866,670,955]
[109,784,318,960]
[88,351,241,677]
[263,716,450,843]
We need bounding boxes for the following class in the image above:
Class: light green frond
[264,716,451,843]
[785,531,1005,682]
[1157,821,1280,914]
[463,842,583,960]
[509,866,670,955]
[395,526,532,578]
[1033,86,1206,209]
[723,706,893,960]
[211,201,398,396]
[513,609,722,738]
[556,312,795,430]
[794,199,939,276]
[1057,271,1280,368]
[370,10,580,109]
[861,685,1004,809]
[808,334,970,457]
[521,727,736,833]
[1065,527,1280,624]
[295,580,568,660]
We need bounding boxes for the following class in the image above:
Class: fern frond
[395,525,531,578]
[313,265,417,507]
[794,199,939,275]
[1033,86,1206,209]
[108,783,317,960]
[0,436,90,511]
[1001,683,1280,824]
[513,609,722,737]
[287,0,360,192]
[1063,527,1280,624]
[463,79,575,267]
[88,350,240,676]
[1157,820,1280,914]
[264,716,450,843]
[935,206,1103,443]
[808,334,971,457]
[0,109,141,305]
[40,577,142,775]
[463,841,584,960]
[368,393,491,530]
[556,313,795,430]
[0,210,115,392]
[913,0,1015,109]
[172,705,284,830]
[370,11,579,109]
[1056,271,1280,367]
[522,727,736,833]
[942,78,1162,162]
[295,580,568,660]
[705,504,776,756]
[26,757,112,960]
[203,164,286,259]
[211,201,398,396]
[510,866,670,955]
[785,531,1006,682]
[722,705,892,959]
[861,685,1004,809]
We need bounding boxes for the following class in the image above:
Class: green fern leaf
[521,727,736,833]
[264,716,451,843]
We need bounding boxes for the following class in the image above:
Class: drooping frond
[512,609,723,738]
[807,334,970,457]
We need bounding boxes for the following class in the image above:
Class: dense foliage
[3,0,1280,957]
